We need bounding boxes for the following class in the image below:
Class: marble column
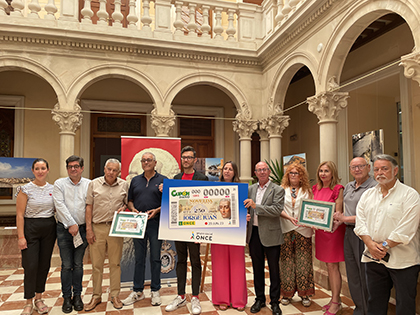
[51,102,83,177]
[257,130,269,163]
[232,118,258,182]
[150,108,176,136]
[400,50,420,86]
[307,92,349,164]
[260,114,290,164]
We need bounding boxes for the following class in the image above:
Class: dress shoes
[111,296,123,309]
[62,297,73,313]
[250,300,266,313]
[271,303,282,315]
[73,295,84,312]
[85,297,101,312]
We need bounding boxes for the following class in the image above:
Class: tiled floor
[0,253,357,315]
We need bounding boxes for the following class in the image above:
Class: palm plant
[265,159,284,185]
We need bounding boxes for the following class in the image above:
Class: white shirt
[253,181,269,226]
[354,179,420,269]
[281,187,312,238]
[54,177,91,228]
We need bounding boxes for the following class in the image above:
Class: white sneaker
[122,291,145,305]
[165,295,186,312]
[151,291,161,306]
[191,297,201,315]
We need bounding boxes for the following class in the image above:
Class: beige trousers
[90,223,123,298]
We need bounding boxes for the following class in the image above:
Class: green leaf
[265,159,284,185]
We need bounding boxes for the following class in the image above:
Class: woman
[211,161,247,311]
[16,158,57,315]
[313,161,344,315]
[279,163,315,307]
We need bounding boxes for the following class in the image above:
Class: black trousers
[22,217,57,299]
[249,226,280,305]
[175,241,201,296]
[366,262,420,315]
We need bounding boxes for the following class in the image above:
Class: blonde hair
[315,161,341,190]
[281,163,311,195]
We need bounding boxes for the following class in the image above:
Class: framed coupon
[159,179,249,246]
[298,199,335,231]
[109,211,148,238]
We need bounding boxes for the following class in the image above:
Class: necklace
[291,187,298,198]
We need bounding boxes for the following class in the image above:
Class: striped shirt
[19,182,55,218]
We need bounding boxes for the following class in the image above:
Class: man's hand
[68,224,79,237]
[159,183,163,192]
[86,229,96,244]
[147,208,160,220]
[246,213,251,222]
[244,199,256,209]
[333,212,345,223]
[366,240,387,260]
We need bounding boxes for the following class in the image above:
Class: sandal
[236,306,245,311]
[219,304,228,310]
[324,301,342,315]
[34,299,48,314]
[21,304,33,315]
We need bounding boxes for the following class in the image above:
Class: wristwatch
[382,241,390,250]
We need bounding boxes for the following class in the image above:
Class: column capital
[307,91,349,123]
[51,101,83,134]
[257,129,269,140]
[260,113,290,137]
[400,50,420,87]
[150,108,176,136]
[232,118,258,139]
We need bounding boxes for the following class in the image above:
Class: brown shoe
[84,297,101,312]
[111,297,123,309]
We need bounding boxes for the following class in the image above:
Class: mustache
[375,175,387,180]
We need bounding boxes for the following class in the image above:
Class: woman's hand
[246,214,251,222]
[18,237,27,250]
[331,219,342,233]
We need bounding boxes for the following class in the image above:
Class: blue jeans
[56,222,88,298]
[133,219,162,292]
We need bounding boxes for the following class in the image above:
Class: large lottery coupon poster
[159,179,249,246]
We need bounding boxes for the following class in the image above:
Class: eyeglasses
[255,168,269,173]
[289,172,300,176]
[141,158,154,163]
[181,156,195,161]
[67,165,80,170]
[349,164,367,171]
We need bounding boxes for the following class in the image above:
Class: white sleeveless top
[19,182,55,218]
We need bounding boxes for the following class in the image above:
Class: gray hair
[373,154,398,168]
[219,198,230,205]
[142,152,156,161]
[105,158,121,170]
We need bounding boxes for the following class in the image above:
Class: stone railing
[0,0,307,49]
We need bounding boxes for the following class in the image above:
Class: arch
[163,72,250,118]
[0,56,66,105]
[66,64,164,111]
[269,52,318,110]
[320,0,419,89]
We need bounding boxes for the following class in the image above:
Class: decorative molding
[400,51,420,87]
[0,35,260,67]
[150,108,176,136]
[307,91,349,122]
[51,101,83,134]
[259,113,290,136]
[267,97,283,115]
[232,118,258,139]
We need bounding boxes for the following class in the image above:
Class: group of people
[16,147,420,315]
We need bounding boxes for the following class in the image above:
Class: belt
[94,221,113,225]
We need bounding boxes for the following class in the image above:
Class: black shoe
[271,304,282,315]
[73,295,84,312]
[62,297,73,313]
[250,300,266,313]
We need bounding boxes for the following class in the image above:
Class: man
[334,157,376,315]
[166,146,208,315]
[244,161,284,315]
[122,152,167,307]
[354,154,420,315]
[219,198,231,219]
[53,155,91,313]
[85,158,128,311]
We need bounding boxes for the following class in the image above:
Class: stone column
[307,92,349,163]
[257,130,269,163]
[51,102,83,177]
[232,118,258,182]
[400,50,420,86]
[150,108,176,136]
[260,114,290,164]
